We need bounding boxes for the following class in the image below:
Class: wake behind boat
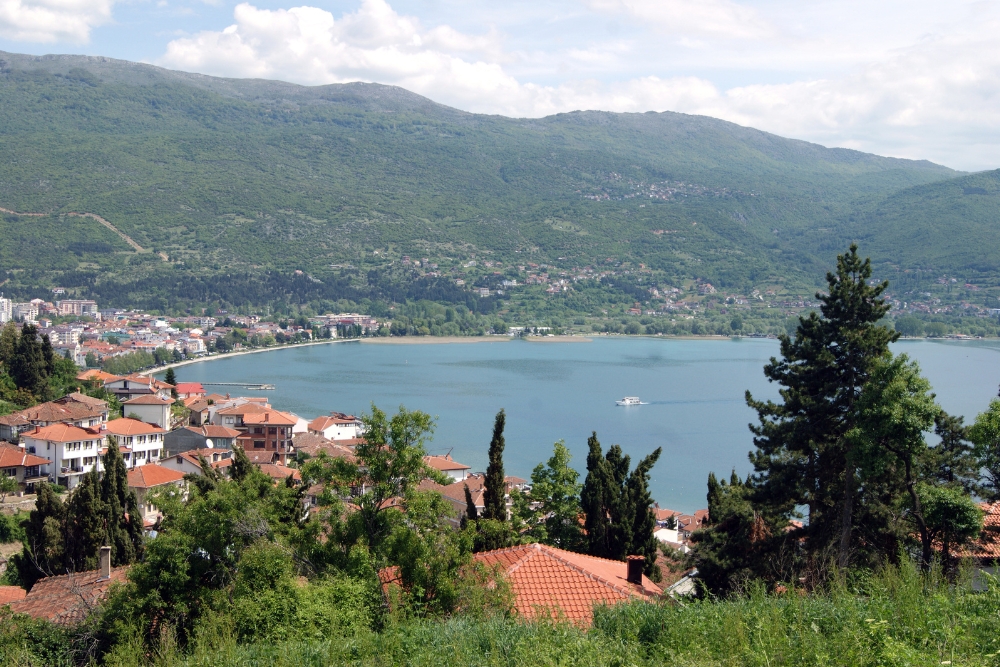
[616,396,647,406]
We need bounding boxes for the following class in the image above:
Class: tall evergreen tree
[482,409,507,521]
[746,245,897,568]
[624,447,662,580]
[581,432,614,558]
[64,469,107,572]
[10,323,46,397]
[164,367,178,398]
[40,334,55,378]
[604,445,631,559]
[0,321,17,368]
[230,444,254,483]
[100,436,144,566]
[461,484,478,530]
[12,482,67,587]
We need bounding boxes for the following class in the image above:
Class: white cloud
[584,0,773,39]
[156,0,1000,170]
[0,0,116,42]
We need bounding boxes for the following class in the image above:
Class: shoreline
[140,338,361,376]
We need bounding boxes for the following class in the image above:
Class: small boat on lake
[616,396,645,406]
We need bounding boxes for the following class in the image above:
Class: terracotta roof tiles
[0,444,50,468]
[8,567,129,625]
[105,418,166,436]
[127,464,186,489]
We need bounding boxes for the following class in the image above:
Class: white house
[160,448,232,477]
[122,395,173,429]
[423,454,472,482]
[307,412,362,440]
[127,464,186,528]
[21,424,106,490]
[104,418,166,468]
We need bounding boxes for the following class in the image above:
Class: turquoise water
[163,337,1000,512]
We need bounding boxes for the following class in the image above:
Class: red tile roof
[8,567,129,625]
[424,454,471,472]
[0,444,50,468]
[257,463,301,482]
[198,425,241,439]
[127,464,186,489]
[962,501,1000,560]
[174,382,205,394]
[242,410,297,426]
[76,369,124,383]
[105,418,166,436]
[25,423,102,443]
[308,413,358,431]
[216,403,269,416]
[0,586,26,604]
[16,401,105,424]
[123,395,173,406]
[474,543,661,626]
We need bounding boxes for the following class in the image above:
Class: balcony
[61,466,85,474]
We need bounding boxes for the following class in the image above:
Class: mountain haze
[0,50,995,312]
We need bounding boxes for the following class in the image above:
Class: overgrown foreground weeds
[3,561,999,666]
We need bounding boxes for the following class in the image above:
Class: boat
[616,396,644,406]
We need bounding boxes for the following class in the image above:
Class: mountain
[0,50,991,315]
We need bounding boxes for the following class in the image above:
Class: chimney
[626,555,644,585]
[99,546,112,580]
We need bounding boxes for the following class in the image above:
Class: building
[174,382,206,400]
[291,433,357,463]
[423,453,471,482]
[0,296,11,323]
[127,464,186,528]
[160,448,232,477]
[12,302,38,322]
[21,424,106,490]
[307,412,362,441]
[381,543,661,627]
[0,444,51,494]
[432,473,527,524]
[164,425,240,455]
[1,393,109,442]
[8,547,128,625]
[236,410,296,465]
[103,418,166,468]
[103,374,173,402]
[55,299,98,318]
[122,395,173,429]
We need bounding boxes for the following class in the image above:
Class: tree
[101,436,145,566]
[581,432,616,558]
[0,474,18,502]
[970,398,1000,501]
[164,367,178,399]
[746,245,898,570]
[10,323,47,397]
[461,484,478,529]
[482,409,507,521]
[623,447,662,580]
[512,441,583,551]
[895,316,924,337]
[230,444,254,483]
[0,322,17,368]
[84,351,99,368]
[63,469,107,572]
[11,482,67,588]
[350,404,434,548]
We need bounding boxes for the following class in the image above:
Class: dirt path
[2,205,167,260]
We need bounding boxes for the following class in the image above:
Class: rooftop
[25,423,102,443]
[123,395,173,406]
[127,464,186,489]
[8,566,129,625]
[105,418,166,436]
[424,454,471,472]
[0,444,50,468]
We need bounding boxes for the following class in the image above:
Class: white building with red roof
[127,464,186,527]
[21,423,106,489]
[0,443,51,494]
[423,453,471,482]
[123,394,173,429]
[307,412,362,441]
[104,418,166,468]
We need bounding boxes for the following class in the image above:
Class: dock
[201,382,276,390]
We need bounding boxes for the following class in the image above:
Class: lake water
[161,337,1000,513]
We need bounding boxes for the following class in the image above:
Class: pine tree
[464,484,478,522]
[40,334,55,378]
[482,409,507,521]
[0,321,17,368]
[100,436,144,566]
[605,445,631,559]
[747,244,897,569]
[624,447,662,580]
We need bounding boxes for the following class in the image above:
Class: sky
[1,0,999,171]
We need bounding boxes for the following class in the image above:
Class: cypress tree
[581,432,616,558]
[64,469,106,572]
[100,436,144,566]
[230,444,253,483]
[0,321,17,368]
[605,445,631,559]
[624,448,662,580]
[40,334,55,377]
[10,323,45,397]
[746,244,896,569]
[482,409,507,521]
[464,484,479,522]
[164,367,178,398]
[12,482,67,587]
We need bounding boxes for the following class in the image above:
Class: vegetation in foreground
[3,562,999,666]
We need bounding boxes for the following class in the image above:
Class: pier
[201,382,276,390]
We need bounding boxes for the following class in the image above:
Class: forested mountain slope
[0,50,992,313]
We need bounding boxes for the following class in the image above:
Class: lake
[160,337,1000,512]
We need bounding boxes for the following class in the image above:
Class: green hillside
[0,50,993,318]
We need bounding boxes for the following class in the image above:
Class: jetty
[201,382,276,390]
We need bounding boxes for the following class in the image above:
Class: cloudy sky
[1,0,998,171]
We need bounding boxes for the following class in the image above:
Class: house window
[268,427,277,435]
[3,468,15,477]
[253,440,265,449]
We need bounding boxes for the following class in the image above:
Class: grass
[67,561,1000,667]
